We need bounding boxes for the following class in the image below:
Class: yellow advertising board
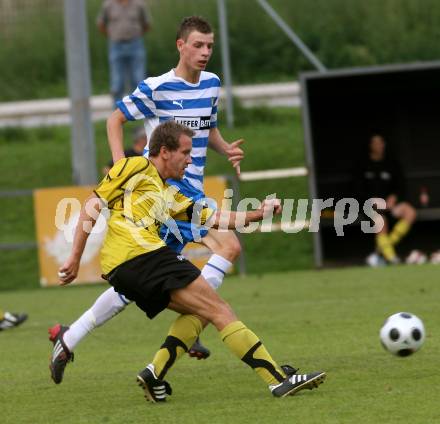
[33,176,228,287]
[34,186,106,287]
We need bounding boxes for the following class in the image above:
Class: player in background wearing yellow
[53,121,326,401]
[356,134,416,264]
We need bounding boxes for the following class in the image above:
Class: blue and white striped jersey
[117,69,220,192]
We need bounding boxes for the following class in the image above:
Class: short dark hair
[148,121,194,157]
[176,16,213,41]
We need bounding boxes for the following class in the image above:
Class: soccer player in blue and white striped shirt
[50,16,247,381]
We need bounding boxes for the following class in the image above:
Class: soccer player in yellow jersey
[55,121,326,401]
[49,15,242,369]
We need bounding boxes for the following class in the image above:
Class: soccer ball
[379,312,425,356]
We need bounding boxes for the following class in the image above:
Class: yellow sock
[376,233,397,261]
[152,314,203,379]
[220,321,286,386]
[389,219,410,245]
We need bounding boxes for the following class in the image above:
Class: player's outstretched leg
[48,287,129,383]
[64,287,130,350]
[48,324,74,384]
[168,277,318,398]
[221,321,325,397]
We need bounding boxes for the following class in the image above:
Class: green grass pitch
[1,265,439,423]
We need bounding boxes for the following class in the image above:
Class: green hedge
[1,0,440,101]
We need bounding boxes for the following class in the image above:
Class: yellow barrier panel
[34,186,103,287]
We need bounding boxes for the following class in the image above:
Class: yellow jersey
[94,157,214,274]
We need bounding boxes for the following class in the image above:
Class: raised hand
[260,198,282,219]
[225,139,244,176]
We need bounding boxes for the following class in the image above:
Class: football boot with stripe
[270,371,326,397]
[48,324,74,384]
[137,364,172,403]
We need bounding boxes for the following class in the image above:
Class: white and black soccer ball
[380,312,425,356]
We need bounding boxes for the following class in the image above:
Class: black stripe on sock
[158,335,188,380]
[241,341,285,384]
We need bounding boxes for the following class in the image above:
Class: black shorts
[108,246,201,319]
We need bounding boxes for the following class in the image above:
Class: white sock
[63,287,131,351]
[201,254,232,290]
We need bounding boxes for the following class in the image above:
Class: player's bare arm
[107,109,128,164]
[208,127,244,175]
[58,194,103,286]
[208,198,282,229]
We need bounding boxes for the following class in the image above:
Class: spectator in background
[355,134,416,264]
[102,126,146,175]
[97,0,150,106]
[0,310,27,331]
